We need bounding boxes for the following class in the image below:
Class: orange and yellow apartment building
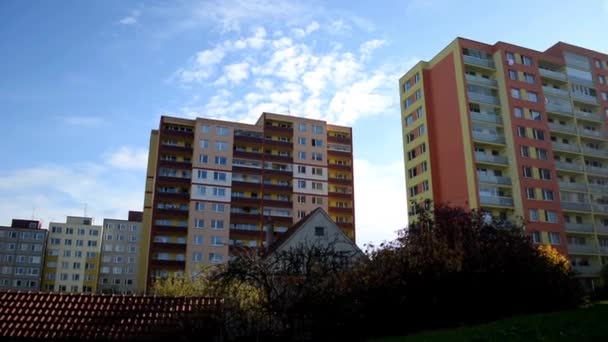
[139,112,354,288]
[400,37,608,284]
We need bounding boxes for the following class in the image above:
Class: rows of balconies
[479,194,514,207]
[463,55,495,69]
[470,112,502,125]
[472,131,506,144]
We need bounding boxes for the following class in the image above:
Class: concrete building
[0,219,47,291]
[140,112,355,288]
[98,211,144,294]
[42,216,102,293]
[400,37,608,284]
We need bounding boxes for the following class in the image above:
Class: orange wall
[425,52,471,209]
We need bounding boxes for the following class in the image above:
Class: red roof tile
[0,291,223,340]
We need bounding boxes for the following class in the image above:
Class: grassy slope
[380,303,608,341]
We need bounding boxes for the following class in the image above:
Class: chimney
[265,216,274,248]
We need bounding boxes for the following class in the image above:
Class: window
[311,139,323,147]
[404,98,412,109]
[506,52,515,64]
[542,189,554,201]
[599,75,606,85]
[312,152,323,161]
[298,137,306,145]
[532,129,544,140]
[602,92,608,101]
[511,88,520,99]
[209,253,223,263]
[532,231,541,244]
[414,73,421,83]
[312,182,323,190]
[298,151,306,159]
[517,126,527,137]
[299,123,307,132]
[415,89,422,100]
[539,168,551,180]
[312,125,323,134]
[545,211,559,224]
[514,107,523,118]
[297,180,306,189]
[297,210,306,219]
[200,139,209,148]
[520,146,530,157]
[312,196,323,205]
[193,235,203,245]
[529,209,539,222]
[508,69,517,80]
[315,226,325,237]
[211,220,224,229]
[215,156,227,165]
[192,252,203,262]
[217,127,229,136]
[88,240,97,247]
[521,55,533,66]
[526,188,536,199]
[523,166,533,178]
[297,195,306,203]
[215,141,228,150]
[527,91,538,103]
[530,110,542,121]
[536,148,548,160]
[524,73,535,84]
[213,171,227,182]
[548,232,561,244]
[211,236,223,246]
[416,107,423,119]
[199,154,208,163]
[195,219,205,228]
[197,185,206,195]
[197,170,207,179]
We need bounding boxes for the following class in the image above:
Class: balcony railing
[568,74,594,86]
[588,183,608,194]
[567,244,598,254]
[582,146,608,158]
[574,110,601,122]
[558,181,587,191]
[586,166,608,176]
[477,174,512,185]
[552,142,579,153]
[593,203,608,213]
[474,152,508,165]
[546,103,574,116]
[565,223,594,233]
[468,92,500,105]
[572,265,602,275]
[465,74,498,87]
[543,86,569,98]
[561,201,592,212]
[472,132,506,144]
[579,128,607,140]
[471,112,502,125]
[479,195,514,207]
[554,161,584,172]
[597,225,608,234]
[463,55,495,69]
[539,68,567,81]
[548,123,577,134]
[571,92,599,104]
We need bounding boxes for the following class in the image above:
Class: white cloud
[104,147,148,170]
[292,21,320,38]
[62,116,104,127]
[119,10,140,25]
[360,39,385,60]
[354,159,408,247]
[222,62,250,84]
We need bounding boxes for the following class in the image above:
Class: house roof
[0,291,223,341]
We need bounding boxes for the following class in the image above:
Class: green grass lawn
[379,302,608,341]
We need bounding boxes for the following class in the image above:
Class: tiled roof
[0,291,223,341]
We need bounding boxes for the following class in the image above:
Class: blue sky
[1,0,607,246]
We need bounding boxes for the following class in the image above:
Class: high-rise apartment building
[140,112,354,287]
[0,219,47,291]
[98,211,144,294]
[400,38,608,283]
[42,216,102,293]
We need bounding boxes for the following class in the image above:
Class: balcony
[545,102,573,116]
[262,183,292,192]
[539,68,567,81]
[264,154,293,163]
[233,150,262,159]
[572,265,602,275]
[479,195,514,207]
[161,128,194,139]
[159,144,193,154]
[474,152,508,165]
[264,125,293,136]
[578,128,607,140]
[149,259,186,268]
[548,123,577,134]
[558,181,587,192]
[262,199,293,208]
[472,132,506,145]
[571,92,599,105]
[582,147,608,158]
[552,142,579,153]
[567,244,598,254]
[465,74,498,87]
[328,191,354,199]
[151,242,187,251]
[574,110,602,122]
[468,92,500,105]
[597,225,608,234]
[565,223,594,233]
[554,161,584,173]
[561,201,592,212]
[328,177,353,185]
[593,203,608,213]
[568,75,594,86]
[327,135,352,145]
[158,159,192,169]
[589,183,608,195]
[328,163,352,171]
[463,55,495,69]
[470,112,502,125]
[586,165,608,176]
[477,174,512,185]
[543,86,570,98]
[328,206,354,214]
[264,139,292,148]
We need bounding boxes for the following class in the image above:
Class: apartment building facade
[0,219,47,291]
[400,38,608,282]
[140,112,354,287]
[98,211,144,294]
[42,216,102,293]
